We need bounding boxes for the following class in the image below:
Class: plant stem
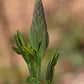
[36,54,41,84]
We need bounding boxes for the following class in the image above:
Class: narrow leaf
[14,34,22,51]
[46,50,59,84]
[21,45,36,61]
[12,46,21,54]
[17,30,24,45]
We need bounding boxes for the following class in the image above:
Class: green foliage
[46,50,59,84]
[12,0,59,84]
[29,0,49,57]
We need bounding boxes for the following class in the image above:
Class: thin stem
[36,54,41,84]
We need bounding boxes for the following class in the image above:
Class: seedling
[12,0,59,84]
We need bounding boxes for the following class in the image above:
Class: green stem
[30,61,35,76]
[36,54,41,84]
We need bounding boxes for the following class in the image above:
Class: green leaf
[12,46,21,54]
[29,28,39,51]
[14,34,22,52]
[38,31,47,57]
[29,0,49,54]
[17,30,24,46]
[24,77,40,84]
[46,50,59,84]
[51,50,59,66]
[21,45,36,61]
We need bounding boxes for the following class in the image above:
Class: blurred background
[0,0,84,84]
